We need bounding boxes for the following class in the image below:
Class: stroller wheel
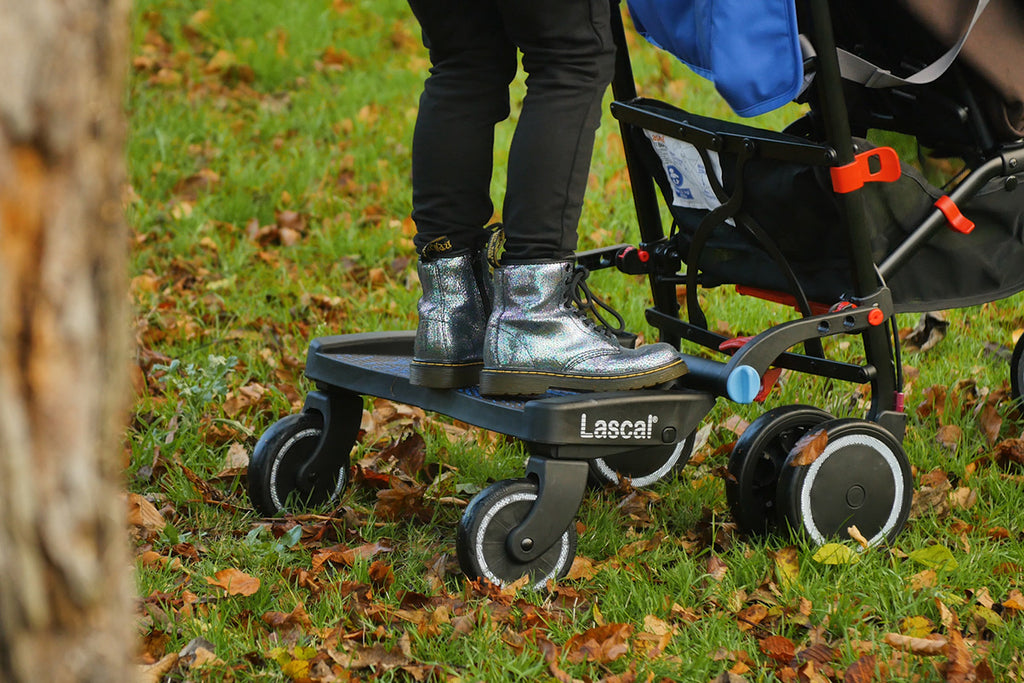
[457,479,577,590]
[726,405,832,536]
[776,419,912,546]
[247,411,350,516]
[1011,334,1024,405]
[588,431,695,488]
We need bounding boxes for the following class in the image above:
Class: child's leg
[407,0,518,253]
[497,0,617,261]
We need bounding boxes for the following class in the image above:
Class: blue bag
[626,0,804,117]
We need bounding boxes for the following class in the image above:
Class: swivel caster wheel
[588,431,696,488]
[726,405,832,536]
[456,479,577,590]
[776,419,912,546]
[1011,334,1024,405]
[247,391,362,516]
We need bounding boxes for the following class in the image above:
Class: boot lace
[568,267,637,348]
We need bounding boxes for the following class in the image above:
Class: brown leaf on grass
[843,654,877,683]
[792,643,835,667]
[262,603,312,632]
[311,541,393,572]
[380,432,427,480]
[736,604,769,632]
[916,384,948,422]
[882,632,947,656]
[537,637,583,683]
[978,404,1002,445]
[566,556,600,581]
[990,438,1024,470]
[943,630,976,683]
[910,469,952,519]
[617,531,665,558]
[564,623,633,664]
[127,493,166,534]
[138,653,179,683]
[1002,589,1024,612]
[936,424,962,451]
[375,480,431,523]
[789,429,828,467]
[205,568,260,596]
[706,554,729,582]
[330,633,413,671]
[758,635,796,664]
[368,560,395,589]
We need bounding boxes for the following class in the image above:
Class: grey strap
[835,0,989,88]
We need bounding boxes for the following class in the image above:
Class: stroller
[245,0,1024,587]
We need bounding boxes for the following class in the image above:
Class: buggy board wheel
[456,479,577,589]
[776,418,912,546]
[247,412,349,516]
[726,405,832,536]
[588,431,696,488]
[1011,334,1024,404]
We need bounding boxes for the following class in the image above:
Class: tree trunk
[0,0,134,681]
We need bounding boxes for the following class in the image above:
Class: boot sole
[409,360,483,389]
[478,359,687,397]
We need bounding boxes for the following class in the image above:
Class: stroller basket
[614,97,1024,313]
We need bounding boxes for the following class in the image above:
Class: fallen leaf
[843,655,876,683]
[758,635,795,664]
[978,405,1002,445]
[127,493,166,533]
[883,632,946,656]
[908,545,958,571]
[944,630,976,683]
[789,428,828,467]
[564,623,633,664]
[847,525,870,550]
[204,568,260,596]
[936,424,962,451]
[736,604,769,632]
[772,546,801,588]
[811,543,859,565]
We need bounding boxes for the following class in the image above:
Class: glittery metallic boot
[480,261,687,396]
[409,248,493,389]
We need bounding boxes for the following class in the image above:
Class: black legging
[407,0,616,261]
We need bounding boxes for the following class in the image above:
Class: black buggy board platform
[303,331,714,459]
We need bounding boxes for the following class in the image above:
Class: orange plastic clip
[830,147,902,194]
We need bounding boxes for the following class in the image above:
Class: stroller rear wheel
[776,419,912,546]
[726,405,832,536]
[1011,334,1024,405]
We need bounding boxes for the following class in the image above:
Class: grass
[126,1,1024,681]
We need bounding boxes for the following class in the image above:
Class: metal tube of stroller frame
[806,0,904,434]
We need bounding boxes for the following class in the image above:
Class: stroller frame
[246,0,1024,585]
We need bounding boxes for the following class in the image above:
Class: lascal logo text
[579,413,658,440]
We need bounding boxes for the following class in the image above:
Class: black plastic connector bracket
[506,457,590,564]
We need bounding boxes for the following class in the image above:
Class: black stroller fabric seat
[624,99,1024,313]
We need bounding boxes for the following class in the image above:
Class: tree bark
[0,0,134,681]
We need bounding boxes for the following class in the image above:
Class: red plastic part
[934,195,975,234]
[735,286,830,315]
[719,336,754,353]
[830,147,902,194]
[638,249,651,263]
[868,308,885,326]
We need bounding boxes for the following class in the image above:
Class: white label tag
[644,130,726,215]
